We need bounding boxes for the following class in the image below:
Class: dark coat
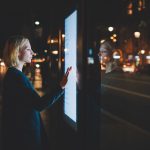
[2,67,64,150]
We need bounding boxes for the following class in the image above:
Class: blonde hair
[100,41,114,52]
[3,35,29,67]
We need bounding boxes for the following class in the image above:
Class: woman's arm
[9,67,71,111]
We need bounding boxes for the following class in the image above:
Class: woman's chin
[26,60,31,63]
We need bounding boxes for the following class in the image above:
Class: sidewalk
[1,76,150,150]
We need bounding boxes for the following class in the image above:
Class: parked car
[122,62,137,73]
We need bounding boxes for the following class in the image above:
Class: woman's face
[99,46,111,64]
[18,41,34,64]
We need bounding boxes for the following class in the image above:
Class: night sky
[0,0,76,51]
[0,0,126,35]
[0,0,149,33]
[0,0,149,54]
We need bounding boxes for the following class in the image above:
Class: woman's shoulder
[6,67,21,76]
[4,67,28,82]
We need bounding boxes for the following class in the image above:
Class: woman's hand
[60,66,72,89]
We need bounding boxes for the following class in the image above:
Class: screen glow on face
[64,10,77,123]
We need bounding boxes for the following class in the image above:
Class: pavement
[0,76,150,150]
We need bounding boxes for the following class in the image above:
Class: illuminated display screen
[64,10,77,127]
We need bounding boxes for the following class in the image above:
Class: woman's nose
[31,49,35,55]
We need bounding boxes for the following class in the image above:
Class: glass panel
[93,0,150,149]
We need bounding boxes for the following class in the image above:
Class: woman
[2,35,72,150]
[99,40,117,74]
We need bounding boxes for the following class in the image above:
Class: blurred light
[113,39,117,42]
[32,58,45,63]
[134,32,141,38]
[146,56,150,59]
[62,34,65,38]
[110,36,114,40]
[138,0,145,11]
[33,53,37,56]
[47,36,51,44]
[108,27,114,32]
[42,58,45,61]
[64,48,68,52]
[135,56,140,59]
[122,64,135,73]
[35,64,40,68]
[128,55,133,60]
[50,38,58,43]
[89,49,93,55]
[113,34,117,37]
[140,49,145,54]
[127,1,133,15]
[52,50,58,55]
[51,39,54,43]
[88,57,94,64]
[35,68,40,73]
[113,55,120,59]
[44,50,48,53]
[100,39,105,44]
[104,56,108,60]
[0,61,5,66]
[35,21,40,25]
[128,9,133,15]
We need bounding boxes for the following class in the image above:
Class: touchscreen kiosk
[64,10,77,130]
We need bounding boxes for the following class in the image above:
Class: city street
[101,71,150,149]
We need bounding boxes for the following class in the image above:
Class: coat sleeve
[11,72,64,111]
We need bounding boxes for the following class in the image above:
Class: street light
[133,31,141,52]
[133,31,141,65]
[108,26,114,32]
[134,31,141,38]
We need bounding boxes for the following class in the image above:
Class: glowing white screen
[64,10,77,122]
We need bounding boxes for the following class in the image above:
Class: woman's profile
[2,35,71,150]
